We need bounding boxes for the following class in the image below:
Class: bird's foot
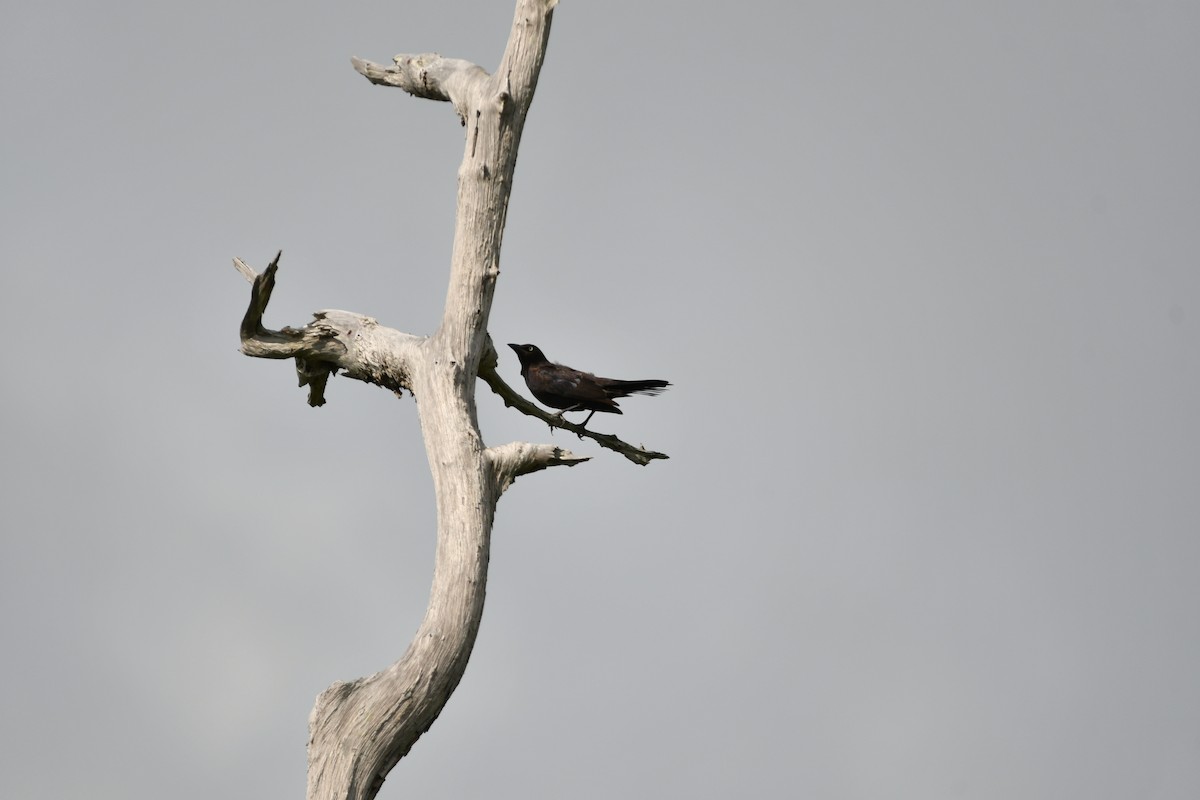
[575,410,596,438]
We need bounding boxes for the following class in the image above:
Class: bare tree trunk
[305,5,559,797]
[232,2,663,797]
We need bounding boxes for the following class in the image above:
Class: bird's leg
[547,404,584,436]
[552,404,584,419]
[549,405,594,437]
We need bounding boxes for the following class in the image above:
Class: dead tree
[231,2,666,798]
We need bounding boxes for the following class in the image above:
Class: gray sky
[3,2,1199,798]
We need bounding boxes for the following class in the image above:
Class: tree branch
[351,53,487,120]
[235,254,422,407]
[486,441,590,494]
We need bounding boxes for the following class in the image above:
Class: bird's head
[507,343,549,369]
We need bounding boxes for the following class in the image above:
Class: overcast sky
[3,2,1199,798]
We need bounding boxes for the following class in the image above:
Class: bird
[507,343,670,428]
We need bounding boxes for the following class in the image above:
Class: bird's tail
[606,379,671,397]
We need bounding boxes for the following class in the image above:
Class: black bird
[508,343,670,428]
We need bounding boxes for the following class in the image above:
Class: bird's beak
[506,343,519,352]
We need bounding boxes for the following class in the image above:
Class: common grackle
[508,343,670,428]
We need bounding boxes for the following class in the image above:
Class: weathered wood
[232,2,667,797]
[309,4,560,798]
[235,255,422,407]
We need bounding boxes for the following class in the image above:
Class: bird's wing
[537,364,613,403]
